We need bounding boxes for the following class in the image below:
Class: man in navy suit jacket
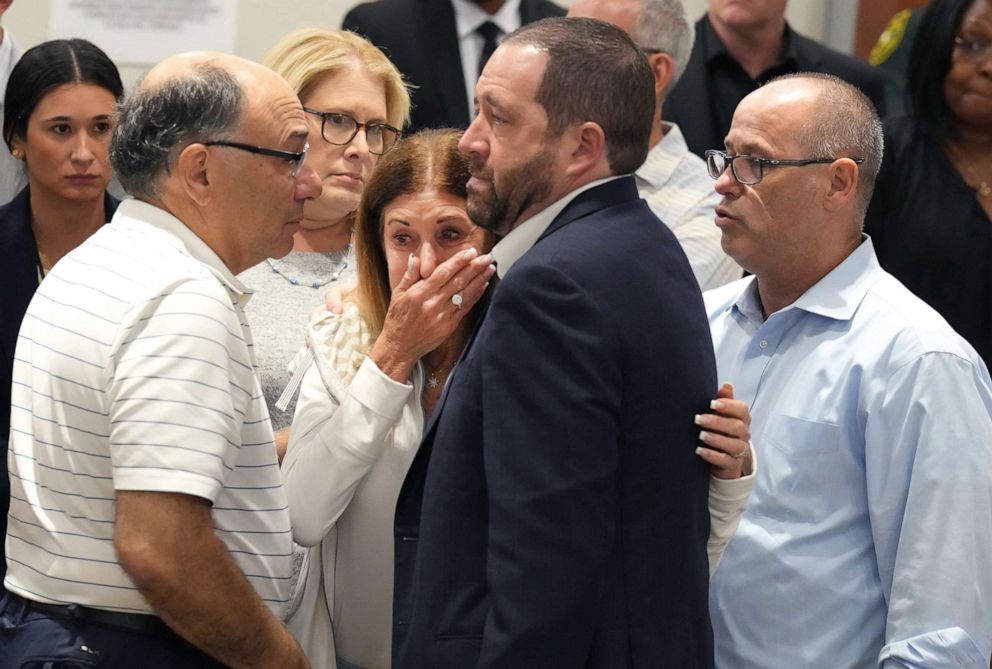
[393,17,717,668]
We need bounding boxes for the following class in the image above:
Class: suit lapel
[538,176,641,244]
[419,0,470,126]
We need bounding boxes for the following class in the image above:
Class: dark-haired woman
[866,0,992,366]
[0,38,123,581]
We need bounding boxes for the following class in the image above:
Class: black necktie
[477,22,502,78]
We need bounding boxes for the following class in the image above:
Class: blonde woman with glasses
[239,29,410,458]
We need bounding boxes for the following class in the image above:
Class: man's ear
[648,51,675,100]
[176,142,213,207]
[564,121,607,178]
[823,158,859,212]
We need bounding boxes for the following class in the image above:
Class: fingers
[709,397,751,427]
[322,282,357,315]
[696,403,750,480]
[716,382,734,400]
[447,259,496,317]
[393,253,422,296]
[422,249,491,293]
[695,412,749,441]
[695,442,745,480]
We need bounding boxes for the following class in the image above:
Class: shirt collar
[635,122,686,189]
[452,0,522,39]
[728,236,884,323]
[115,198,251,298]
[492,175,623,278]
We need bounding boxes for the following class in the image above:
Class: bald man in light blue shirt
[705,73,992,668]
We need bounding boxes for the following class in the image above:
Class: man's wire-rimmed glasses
[705,149,864,185]
[303,108,401,155]
[204,140,309,178]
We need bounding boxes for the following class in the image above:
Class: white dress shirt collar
[492,175,624,278]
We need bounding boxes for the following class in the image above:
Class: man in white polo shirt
[0,52,320,667]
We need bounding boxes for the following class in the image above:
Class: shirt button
[759,339,769,349]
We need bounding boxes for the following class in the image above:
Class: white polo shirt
[5,199,293,617]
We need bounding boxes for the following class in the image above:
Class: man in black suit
[663,0,886,158]
[343,0,564,132]
[393,17,717,668]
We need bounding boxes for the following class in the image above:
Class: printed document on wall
[50,0,237,65]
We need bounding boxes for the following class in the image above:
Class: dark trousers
[0,590,226,668]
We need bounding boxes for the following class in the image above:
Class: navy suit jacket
[343,0,565,131]
[393,177,716,668]
[0,186,119,581]
[664,15,887,158]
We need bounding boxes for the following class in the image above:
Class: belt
[11,592,172,636]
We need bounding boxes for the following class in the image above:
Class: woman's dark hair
[906,0,973,140]
[3,38,124,150]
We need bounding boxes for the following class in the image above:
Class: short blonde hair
[263,28,411,130]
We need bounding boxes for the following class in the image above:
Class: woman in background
[866,0,992,366]
[240,28,409,455]
[0,37,123,584]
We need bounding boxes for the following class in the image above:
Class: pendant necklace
[425,363,454,389]
[945,142,992,198]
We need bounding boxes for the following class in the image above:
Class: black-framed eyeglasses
[705,149,863,186]
[204,140,309,178]
[303,108,401,155]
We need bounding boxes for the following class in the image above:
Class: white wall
[3,0,842,88]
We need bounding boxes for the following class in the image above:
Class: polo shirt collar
[116,198,250,297]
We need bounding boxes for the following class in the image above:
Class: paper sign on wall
[50,0,237,65]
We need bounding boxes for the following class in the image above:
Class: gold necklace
[945,141,992,198]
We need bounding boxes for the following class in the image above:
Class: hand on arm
[370,249,494,382]
[319,283,356,317]
[695,383,752,479]
[115,491,308,669]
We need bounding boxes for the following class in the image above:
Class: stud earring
[11,148,22,159]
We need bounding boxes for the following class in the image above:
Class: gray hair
[632,0,694,89]
[110,63,244,199]
[772,72,883,221]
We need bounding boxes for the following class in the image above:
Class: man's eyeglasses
[204,140,309,178]
[303,108,401,155]
[705,149,863,186]
[953,35,992,63]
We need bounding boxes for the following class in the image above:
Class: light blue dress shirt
[705,238,992,668]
